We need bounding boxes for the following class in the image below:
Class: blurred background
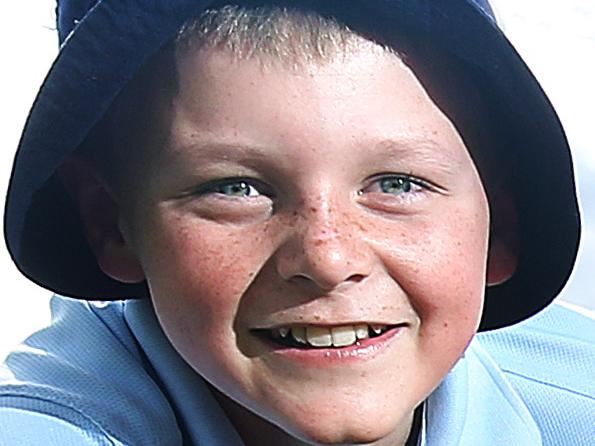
[1,1,594,360]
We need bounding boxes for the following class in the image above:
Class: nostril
[289,272,366,291]
[347,274,366,283]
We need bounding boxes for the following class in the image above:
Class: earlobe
[58,156,145,284]
[96,236,146,284]
[486,237,517,286]
[486,186,519,287]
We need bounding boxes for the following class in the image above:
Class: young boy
[1,1,593,445]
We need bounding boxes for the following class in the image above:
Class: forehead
[162,46,474,164]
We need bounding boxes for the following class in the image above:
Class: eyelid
[190,177,275,197]
[364,173,439,192]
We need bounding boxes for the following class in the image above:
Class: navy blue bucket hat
[4,0,580,330]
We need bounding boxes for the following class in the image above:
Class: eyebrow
[166,138,272,165]
[373,137,442,155]
[368,137,465,171]
[166,135,465,174]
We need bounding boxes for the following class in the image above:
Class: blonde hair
[176,5,397,68]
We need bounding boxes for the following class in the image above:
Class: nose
[275,194,373,291]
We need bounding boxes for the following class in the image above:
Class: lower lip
[259,326,405,367]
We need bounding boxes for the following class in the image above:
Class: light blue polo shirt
[1,296,594,445]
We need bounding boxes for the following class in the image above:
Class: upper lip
[252,321,408,330]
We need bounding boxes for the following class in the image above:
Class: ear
[486,187,519,286]
[58,156,145,284]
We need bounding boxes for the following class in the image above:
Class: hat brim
[4,0,580,330]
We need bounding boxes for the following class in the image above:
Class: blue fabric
[1,296,593,445]
[477,304,595,445]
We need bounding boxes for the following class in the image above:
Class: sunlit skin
[98,46,496,445]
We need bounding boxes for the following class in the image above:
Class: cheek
[147,214,265,285]
[381,203,489,359]
[137,214,268,366]
[421,218,486,321]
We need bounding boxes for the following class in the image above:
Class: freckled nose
[275,200,373,291]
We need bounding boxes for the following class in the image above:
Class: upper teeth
[272,324,389,348]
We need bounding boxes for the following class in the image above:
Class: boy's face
[114,46,490,444]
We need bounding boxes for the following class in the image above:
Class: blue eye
[189,178,274,200]
[214,181,261,197]
[379,177,413,195]
[359,175,424,197]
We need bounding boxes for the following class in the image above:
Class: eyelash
[359,174,431,196]
[191,174,431,200]
[191,178,274,199]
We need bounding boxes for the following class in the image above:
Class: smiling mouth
[254,323,405,349]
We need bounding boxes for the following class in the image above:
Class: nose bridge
[302,191,348,248]
[276,188,372,290]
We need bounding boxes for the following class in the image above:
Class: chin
[269,403,409,446]
[288,423,396,446]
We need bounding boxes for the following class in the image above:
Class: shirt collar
[124,298,245,446]
[421,338,542,445]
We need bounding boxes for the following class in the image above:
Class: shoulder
[477,301,595,391]
[477,302,595,445]
[0,295,181,445]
